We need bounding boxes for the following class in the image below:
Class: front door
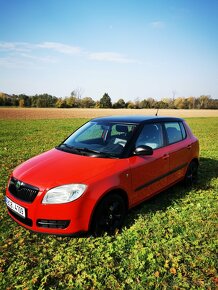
[129,123,170,206]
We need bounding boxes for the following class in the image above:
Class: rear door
[164,121,191,185]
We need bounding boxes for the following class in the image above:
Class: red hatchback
[5,116,199,235]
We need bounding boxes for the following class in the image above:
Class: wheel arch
[88,188,129,231]
[184,158,199,186]
[190,157,199,167]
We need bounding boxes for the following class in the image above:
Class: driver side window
[136,123,163,149]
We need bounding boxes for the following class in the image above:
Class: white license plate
[5,196,26,218]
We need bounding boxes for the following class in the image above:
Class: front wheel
[184,160,198,186]
[91,193,126,236]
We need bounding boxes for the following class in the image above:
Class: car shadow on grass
[124,157,218,230]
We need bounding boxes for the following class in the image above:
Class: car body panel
[13,148,118,189]
[129,146,170,206]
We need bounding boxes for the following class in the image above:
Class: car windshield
[57,121,138,158]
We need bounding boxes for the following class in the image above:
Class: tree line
[0,91,217,109]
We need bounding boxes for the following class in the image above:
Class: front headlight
[42,184,87,204]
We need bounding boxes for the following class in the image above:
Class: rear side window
[164,122,185,144]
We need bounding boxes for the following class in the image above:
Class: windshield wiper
[78,148,117,158]
[75,147,101,154]
[59,143,74,149]
[57,143,81,153]
[57,144,100,155]
[99,152,117,158]
[57,144,117,158]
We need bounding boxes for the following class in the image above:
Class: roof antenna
[155,108,159,116]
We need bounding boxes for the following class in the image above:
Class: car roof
[92,115,184,124]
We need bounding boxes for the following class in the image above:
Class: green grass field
[0,118,217,289]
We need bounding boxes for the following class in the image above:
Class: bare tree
[71,87,84,99]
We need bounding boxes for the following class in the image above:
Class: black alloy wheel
[91,193,126,236]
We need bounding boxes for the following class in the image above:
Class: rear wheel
[91,193,126,236]
[184,160,198,186]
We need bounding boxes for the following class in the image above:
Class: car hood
[13,148,118,190]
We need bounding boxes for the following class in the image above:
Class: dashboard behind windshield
[58,121,138,158]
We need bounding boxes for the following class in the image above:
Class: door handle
[187,144,192,150]
[162,154,169,160]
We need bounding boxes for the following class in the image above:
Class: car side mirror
[134,145,153,156]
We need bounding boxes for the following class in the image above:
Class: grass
[0,117,217,289]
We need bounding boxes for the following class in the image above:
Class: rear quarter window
[164,122,185,144]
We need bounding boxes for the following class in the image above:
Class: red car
[5,116,199,235]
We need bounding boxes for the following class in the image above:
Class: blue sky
[0,0,217,101]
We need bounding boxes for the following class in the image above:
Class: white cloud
[20,53,57,63]
[150,21,166,29]
[0,41,81,55]
[0,47,57,69]
[0,41,80,68]
[89,52,136,63]
[0,54,56,69]
[0,42,33,52]
[37,42,81,54]
[0,56,32,69]
[0,41,137,66]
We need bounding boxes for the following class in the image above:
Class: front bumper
[5,187,92,235]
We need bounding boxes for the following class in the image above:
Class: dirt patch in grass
[0,107,218,120]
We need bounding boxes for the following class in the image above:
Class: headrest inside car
[116,125,128,133]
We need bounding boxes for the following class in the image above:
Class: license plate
[5,196,26,218]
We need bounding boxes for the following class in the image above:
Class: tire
[184,160,198,186]
[91,193,126,236]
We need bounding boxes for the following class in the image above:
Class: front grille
[8,208,33,227]
[37,219,70,229]
[8,177,39,203]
